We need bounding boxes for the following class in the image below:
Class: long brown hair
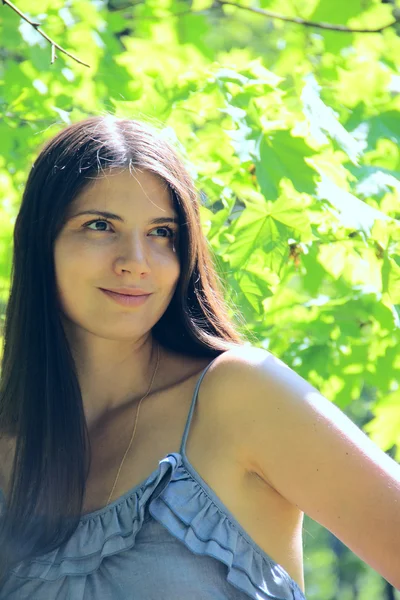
[0,115,249,583]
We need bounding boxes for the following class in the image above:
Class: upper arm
[220,346,400,589]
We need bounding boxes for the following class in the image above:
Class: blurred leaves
[0,0,400,597]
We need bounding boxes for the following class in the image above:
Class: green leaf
[257,130,318,198]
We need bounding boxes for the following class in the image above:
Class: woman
[0,116,398,599]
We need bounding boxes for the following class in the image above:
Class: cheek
[55,235,98,278]
[165,256,180,286]
[54,264,78,317]
[54,241,88,308]
[152,246,180,275]
[157,263,180,303]
[55,249,78,291]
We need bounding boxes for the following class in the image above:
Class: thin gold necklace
[106,342,160,506]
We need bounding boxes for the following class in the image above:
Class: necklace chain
[106,342,160,506]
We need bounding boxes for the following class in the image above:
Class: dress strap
[179,353,222,456]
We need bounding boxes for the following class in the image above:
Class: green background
[0,0,399,597]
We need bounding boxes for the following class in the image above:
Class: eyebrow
[69,209,179,225]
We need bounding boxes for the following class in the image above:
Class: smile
[100,289,152,307]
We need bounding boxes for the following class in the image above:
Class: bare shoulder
[199,344,279,468]
[208,344,281,375]
[203,344,281,401]
[210,345,400,589]
[205,344,274,374]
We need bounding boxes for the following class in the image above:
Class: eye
[84,219,113,232]
[83,220,176,239]
[149,226,175,238]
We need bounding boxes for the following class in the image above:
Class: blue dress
[0,356,306,599]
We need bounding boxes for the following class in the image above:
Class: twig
[2,0,90,67]
[216,0,398,33]
[3,0,397,76]
[110,0,398,33]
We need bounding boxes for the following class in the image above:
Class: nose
[115,232,151,275]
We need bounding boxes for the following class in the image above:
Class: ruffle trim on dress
[6,453,306,600]
[149,455,305,600]
[9,454,178,581]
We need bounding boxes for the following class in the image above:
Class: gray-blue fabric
[0,355,306,599]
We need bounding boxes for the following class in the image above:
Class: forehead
[70,168,174,211]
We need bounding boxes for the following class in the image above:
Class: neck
[65,332,159,428]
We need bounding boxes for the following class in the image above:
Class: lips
[100,288,152,307]
[101,288,151,296]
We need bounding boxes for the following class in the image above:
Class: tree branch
[110,0,398,33]
[2,0,90,67]
[3,0,397,75]
[216,0,398,33]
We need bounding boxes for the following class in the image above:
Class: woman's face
[54,168,180,342]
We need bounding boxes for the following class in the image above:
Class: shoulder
[203,343,283,398]
[199,344,284,468]
[205,343,275,373]
[208,348,400,590]
[202,344,320,478]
